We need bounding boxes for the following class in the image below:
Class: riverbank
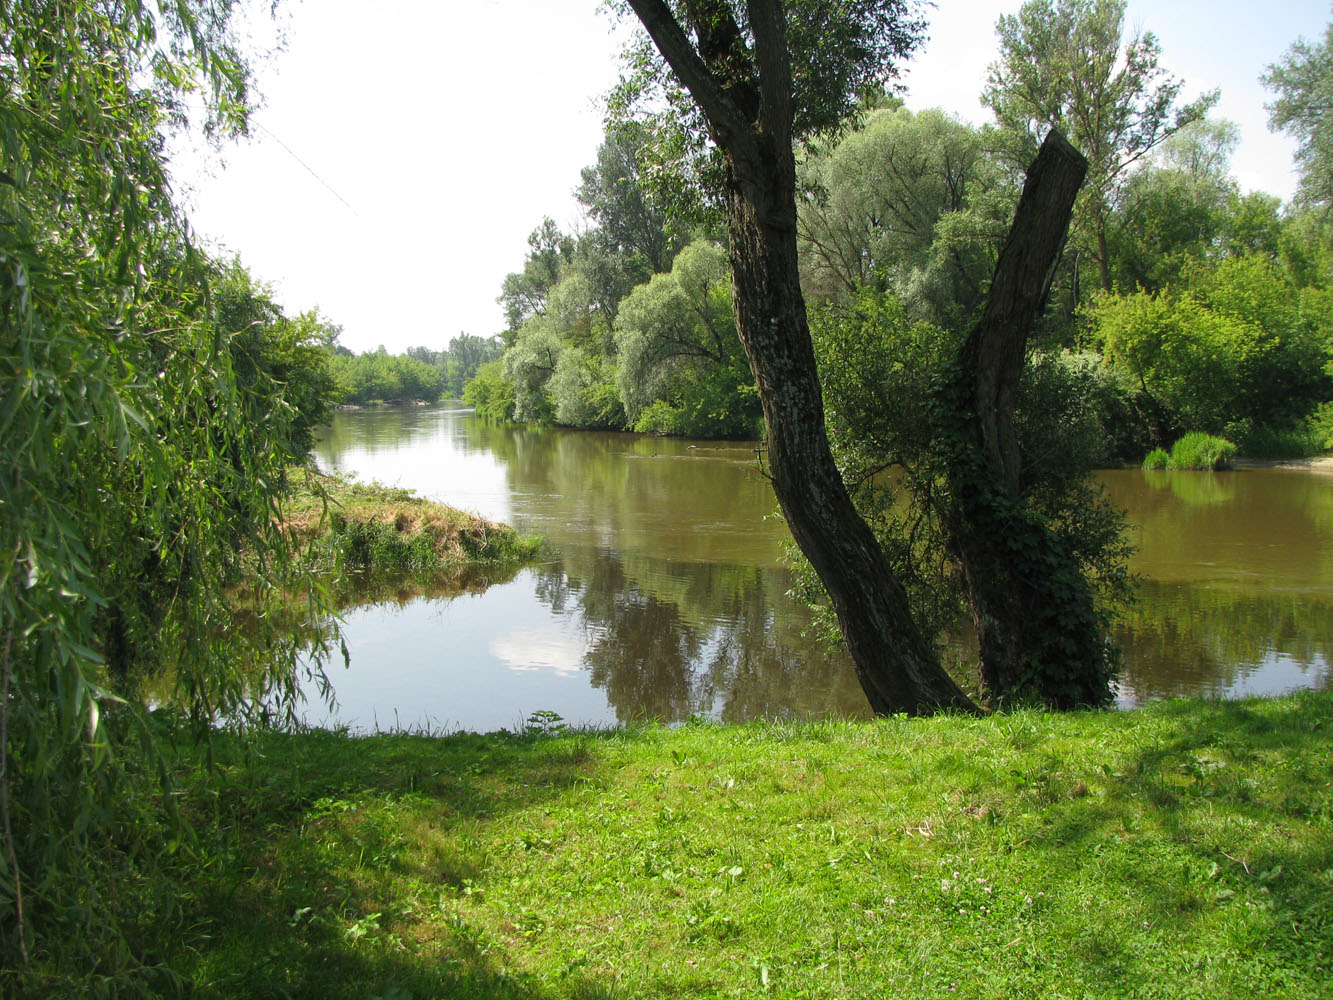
[281,469,543,572]
[1234,455,1333,473]
[81,690,1328,999]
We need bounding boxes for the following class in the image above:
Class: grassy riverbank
[114,692,1331,998]
[281,470,543,573]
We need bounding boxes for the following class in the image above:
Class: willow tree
[1,1,335,983]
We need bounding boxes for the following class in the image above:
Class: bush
[1227,420,1321,459]
[1312,402,1333,452]
[1168,432,1237,470]
[1142,447,1170,470]
[462,360,516,422]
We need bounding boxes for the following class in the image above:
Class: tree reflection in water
[531,553,869,724]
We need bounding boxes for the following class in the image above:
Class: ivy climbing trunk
[943,129,1114,708]
[624,0,975,715]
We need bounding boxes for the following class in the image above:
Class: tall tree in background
[578,122,683,278]
[1263,16,1333,212]
[616,0,975,714]
[797,105,1012,326]
[983,0,1216,292]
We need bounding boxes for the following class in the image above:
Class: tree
[614,240,759,437]
[1104,119,1242,292]
[577,121,683,278]
[1263,16,1333,211]
[1090,255,1333,442]
[497,217,576,335]
[983,0,1216,291]
[797,105,1012,325]
[1,1,336,981]
[615,0,975,714]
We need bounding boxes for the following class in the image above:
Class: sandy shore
[1234,455,1333,472]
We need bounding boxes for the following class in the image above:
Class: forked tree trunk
[944,130,1114,708]
[723,143,976,716]
[625,0,975,715]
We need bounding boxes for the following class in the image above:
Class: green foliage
[214,260,339,455]
[805,291,1133,702]
[550,347,625,430]
[328,349,446,406]
[1263,17,1333,211]
[797,106,1012,325]
[1167,432,1237,470]
[1105,120,1248,293]
[1090,255,1333,438]
[615,241,760,439]
[1142,447,1170,470]
[1312,400,1333,450]
[0,0,341,985]
[462,360,516,423]
[577,121,683,278]
[406,335,504,398]
[984,0,1216,290]
[497,218,576,335]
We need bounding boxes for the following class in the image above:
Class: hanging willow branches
[0,1,336,985]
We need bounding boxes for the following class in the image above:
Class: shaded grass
[281,470,543,573]
[135,693,1333,999]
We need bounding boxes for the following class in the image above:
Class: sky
[172,1,1331,355]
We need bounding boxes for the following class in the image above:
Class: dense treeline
[470,7,1333,458]
[325,334,503,406]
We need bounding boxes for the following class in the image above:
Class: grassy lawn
[150,692,1333,999]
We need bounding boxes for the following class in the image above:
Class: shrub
[1229,421,1321,459]
[1142,447,1170,470]
[1168,432,1236,470]
[1309,402,1333,452]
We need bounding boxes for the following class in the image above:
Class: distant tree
[577,121,683,278]
[1105,119,1241,292]
[797,105,1012,325]
[983,0,1216,291]
[497,217,576,335]
[614,240,759,437]
[1263,16,1333,211]
[1090,256,1333,441]
[462,359,517,422]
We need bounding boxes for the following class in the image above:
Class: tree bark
[626,0,975,714]
[945,130,1114,708]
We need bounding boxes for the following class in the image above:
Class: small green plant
[1141,447,1170,470]
[1168,432,1237,470]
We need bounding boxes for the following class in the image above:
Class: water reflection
[309,406,1333,730]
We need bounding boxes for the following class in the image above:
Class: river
[305,403,1333,731]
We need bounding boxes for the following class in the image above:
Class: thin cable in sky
[250,119,358,216]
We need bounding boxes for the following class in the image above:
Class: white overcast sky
[171,1,1331,355]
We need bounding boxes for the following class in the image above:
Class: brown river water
[305,403,1332,732]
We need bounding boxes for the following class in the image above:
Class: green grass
[1142,433,1239,471]
[281,469,543,572]
[70,692,1326,999]
[1142,447,1170,470]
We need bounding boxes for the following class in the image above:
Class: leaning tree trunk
[941,130,1114,709]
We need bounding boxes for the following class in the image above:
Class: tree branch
[624,0,749,144]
